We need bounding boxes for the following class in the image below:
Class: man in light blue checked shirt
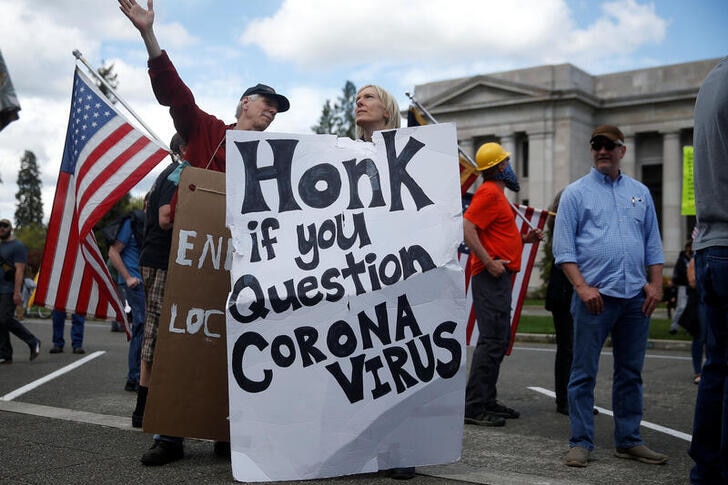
[553,124,667,468]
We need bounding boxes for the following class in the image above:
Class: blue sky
[0,0,726,222]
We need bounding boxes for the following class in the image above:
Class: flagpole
[406,91,541,230]
[73,50,169,150]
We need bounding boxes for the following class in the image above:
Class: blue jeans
[692,313,707,376]
[568,292,649,451]
[120,283,145,383]
[52,310,85,349]
[154,435,184,445]
[689,247,728,484]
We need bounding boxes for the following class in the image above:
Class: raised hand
[118,0,155,33]
[118,0,162,59]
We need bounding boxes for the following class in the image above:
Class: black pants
[0,293,37,360]
[551,306,573,409]
[464,269,512,417]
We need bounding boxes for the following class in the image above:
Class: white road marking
[0,399,136,430]
[528,386,693,442]
[0,350,106,401]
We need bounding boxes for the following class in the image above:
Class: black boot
[132,386,148,428]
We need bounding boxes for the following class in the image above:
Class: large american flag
[459,196,548,355]
[34,67,168,324]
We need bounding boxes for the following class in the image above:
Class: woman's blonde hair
[354,84,401,140]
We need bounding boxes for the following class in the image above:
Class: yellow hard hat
[475,142,510,171]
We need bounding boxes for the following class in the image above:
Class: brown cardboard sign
[144,167,231,441]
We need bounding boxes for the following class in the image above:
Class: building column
[499,134,517,203]
[527,132,551,212]
[621,134,636,177]
[662,132,682,260]
[499,134,515,159]
[459,138,474,163]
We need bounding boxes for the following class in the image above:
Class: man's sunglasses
[590,139,623,151]
[0,222,10,229]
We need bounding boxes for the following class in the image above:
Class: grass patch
[518,302,692,341]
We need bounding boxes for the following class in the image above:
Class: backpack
[102,209,145,247]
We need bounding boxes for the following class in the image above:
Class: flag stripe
[459,159,478,195]
[34,67,168,325]
[35,172,75,307]
[76,123,166,236]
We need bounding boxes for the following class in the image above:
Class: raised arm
[118,0,162,60]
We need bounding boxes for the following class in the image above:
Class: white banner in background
[225,124,466,482]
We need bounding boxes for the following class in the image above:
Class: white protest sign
[225,124,466,482]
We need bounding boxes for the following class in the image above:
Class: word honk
[235,131,434,215]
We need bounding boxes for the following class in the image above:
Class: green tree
[14,224,46,275]
[311,99,336,135]
[536,193,561,299]
[311,81,357,138]
[535,221,554,300]
[334,81,357,139]
[15,150,44,229]
[96,61,119,103]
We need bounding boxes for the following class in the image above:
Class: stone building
[410,57,721,284]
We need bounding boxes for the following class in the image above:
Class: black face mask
[494,163,520,192]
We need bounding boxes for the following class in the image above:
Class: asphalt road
[0,316,699,484]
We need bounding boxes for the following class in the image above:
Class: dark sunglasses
[590,139,623,151]
[0,222,10,229]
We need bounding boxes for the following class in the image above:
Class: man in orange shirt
[463,143,542,427]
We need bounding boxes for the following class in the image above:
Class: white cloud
[561,0,667,58]
[240,0,666,72]
[272,85,341,134]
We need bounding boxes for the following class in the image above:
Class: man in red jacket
[120,0,291,467]
[120,0,290,173]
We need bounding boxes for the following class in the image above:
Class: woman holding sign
[355,85,415,481]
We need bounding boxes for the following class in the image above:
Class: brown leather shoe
[564,446,589,467]
[615,445,668,464]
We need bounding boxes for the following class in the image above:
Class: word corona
[235,131,434,215]
[230,293,460,403]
